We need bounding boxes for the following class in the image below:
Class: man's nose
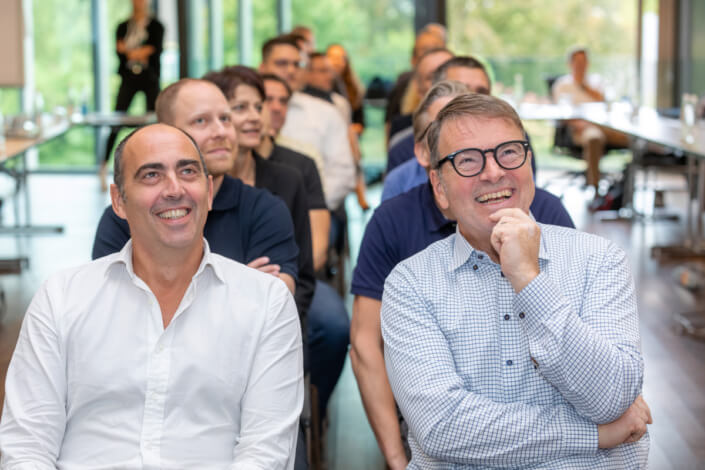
[479,152,505,182]
[213,118,228,136]
[162,172,185,198]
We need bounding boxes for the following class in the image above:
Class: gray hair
[113,124,208,198]
[412,80,469,143]
[427,94,525,169]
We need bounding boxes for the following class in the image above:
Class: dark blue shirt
[351,182,574,300]
[92,175,299,280]
[386,128,415,174]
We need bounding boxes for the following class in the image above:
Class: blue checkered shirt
[381,224,648,469]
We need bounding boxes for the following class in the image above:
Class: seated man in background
[383,55,491,201]
[382,93,650,469]
[93,79,300,300]
[385,29,446,145]
[205,66,349,422]
[552,46,629,191]
[0,124,303,468]
[259,35,356,213]
[386,47,454,173]
[258,73,330,273]
[350,81,575,470]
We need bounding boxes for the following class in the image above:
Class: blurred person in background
[552,46,629,193]
[258,73,330,274]
[387,47,453,174]
[385,28,446,147]
[259,35,356,215]
[208,66,350,432]
[99,0,164,191]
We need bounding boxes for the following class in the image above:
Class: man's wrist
[509,266,540,293]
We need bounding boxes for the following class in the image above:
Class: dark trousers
[103,74,160,163]
[307,280,350,416]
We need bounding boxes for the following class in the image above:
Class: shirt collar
[448,213,550,272]
[107,238,225,284]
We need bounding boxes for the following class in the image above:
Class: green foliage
[292,0,415,83]
[447,0,638,96]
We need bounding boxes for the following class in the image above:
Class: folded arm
[381,265,598,467]
[515,242,643,423]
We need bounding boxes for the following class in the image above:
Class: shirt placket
[139,279,197,468]
[140,297,174,468]
[492,262,526,395]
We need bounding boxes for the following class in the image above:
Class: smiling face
[263,79,290,136]
[111,124,213,256]
[431,116,534,249]
[416,50,453,97]
[260,44,302,91]
[167,81,237,178]
[444,66,491,95]
[228,84,264,151]
[307,55,335,92]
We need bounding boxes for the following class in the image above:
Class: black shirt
[254,153,315,319]
[116,17,164,81]
[269,142,327,211]
[385,70,412,124]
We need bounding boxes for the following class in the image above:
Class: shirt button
[478,254,484,259]
[506,360,513,366]
[473,264,478,270]
[519,312,525,319]
[504,314,510,321]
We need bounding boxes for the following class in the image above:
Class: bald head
[412,32,445,65]
[113,123,206,197]
[156,78,223,125]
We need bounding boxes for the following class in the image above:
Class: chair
[544,75,630,194]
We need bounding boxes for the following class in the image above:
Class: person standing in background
[99,0,164,191]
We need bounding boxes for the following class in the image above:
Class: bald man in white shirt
[0,124,303,469]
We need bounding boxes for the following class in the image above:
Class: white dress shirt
[0,240,303,470]
[281,92,356,210]
[551,74,604,104]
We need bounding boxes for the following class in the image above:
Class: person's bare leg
[577,124,606,191]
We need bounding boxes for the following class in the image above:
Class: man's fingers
[247,256,270,269]
[488,208,529,222]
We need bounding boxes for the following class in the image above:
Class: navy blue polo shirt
[92,175,299,280]
[351,182,574,301]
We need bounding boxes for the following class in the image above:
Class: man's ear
[429,169,449,210]
[414,141,430,168]
[207,175,214,211]
[110,184,128,220]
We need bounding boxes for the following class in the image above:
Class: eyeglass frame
[434,140,530,177]
[272,58,305,69]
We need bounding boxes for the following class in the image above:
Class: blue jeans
[307,280,350,415]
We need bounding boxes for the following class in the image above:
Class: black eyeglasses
[435,140,530,177]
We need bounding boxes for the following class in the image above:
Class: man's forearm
[309,209,330,271]
[350,345,407,467]
[515,253,643,423]
[350,296,407,468]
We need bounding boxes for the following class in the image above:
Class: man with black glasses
[381,93,651,469]
[350,82,574,470]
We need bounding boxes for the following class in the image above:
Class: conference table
[516,101,705,257]
[0,112,154,273]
